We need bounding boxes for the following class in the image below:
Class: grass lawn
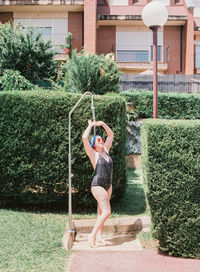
[0,168,146,271]
[112,168,146,217]
[0,210,69,272]
[137,231,159,251]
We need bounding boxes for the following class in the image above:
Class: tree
[61,50,121,95]
[0,22,58,83]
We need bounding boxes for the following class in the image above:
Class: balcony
[116,43,167,73]
[117,62,168,74]
[0,0,84,5]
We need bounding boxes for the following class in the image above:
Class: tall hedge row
[141,119,200,258]
[0,91,127,209]
[120,90,200,120]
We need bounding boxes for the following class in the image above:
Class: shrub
[61,50,120,94]
[0,91,126,209]
[141,119,200,258]
[0,22,57,83]
[0,69,34,91]
[120,90,200,120]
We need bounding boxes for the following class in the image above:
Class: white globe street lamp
[142,1,168,29]
[142,1,168,118]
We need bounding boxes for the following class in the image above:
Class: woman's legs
[96,205,103,241]
[89,186,112,247]
[96,185,112,244]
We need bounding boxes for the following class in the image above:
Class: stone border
[62,215,150,249]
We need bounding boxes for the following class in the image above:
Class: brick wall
[97,26,116,56]
[84,0,97,54]
[185,9,194,75]
[0,12,13,23]
[181,24,186,74]
[164,26,184,74]
[68,12,83,52]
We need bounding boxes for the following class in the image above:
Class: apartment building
[0,0,200,75]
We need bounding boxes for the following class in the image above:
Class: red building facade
[0,0,199,74]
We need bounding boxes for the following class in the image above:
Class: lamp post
[142,1,168,118]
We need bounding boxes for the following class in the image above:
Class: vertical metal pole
[68,92,95,233]
[68,115,73,232]
[151,26,159,119]
[91,95,96,135]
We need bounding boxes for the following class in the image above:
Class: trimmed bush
[120,90,200,120]
[141,119,200,258]
[0,91,126,209]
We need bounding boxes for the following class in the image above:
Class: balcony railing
[117,50,149,63]
[0,0,84,5]
[116,46,162,63]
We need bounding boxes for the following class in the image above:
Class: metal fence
[120,74,200,94]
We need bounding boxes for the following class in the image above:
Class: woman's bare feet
[88,235,97,248]
[96,237,108,245]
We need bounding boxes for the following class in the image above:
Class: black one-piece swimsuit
[91,153,113,191]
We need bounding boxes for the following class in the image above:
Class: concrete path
[73,233,143,251]
[65,216,200,272]
[66,250,200,272]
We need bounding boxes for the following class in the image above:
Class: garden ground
[66,168,200,272]
[0,168,145,272]
[66,250,200,272]
[1,169,199,271]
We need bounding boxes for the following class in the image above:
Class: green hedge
[0,91,127,210]
[120,90,200,120]
[141,119,200,258]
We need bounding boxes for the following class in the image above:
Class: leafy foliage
[141,119,200,258]
[0,91,126,210]
[61,32,72,50]
[0,69,34,91]
[0,22,57,83]
[121,90,200,120]
[61,50,120,94]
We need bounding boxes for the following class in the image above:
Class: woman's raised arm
[97,121,114,152]
[82,120,96,159]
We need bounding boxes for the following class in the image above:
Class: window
[195,45,200,68]
[166,46,170,62]
[40,27,52,41]
[117,50,149,62]
[14,18,68,53]
[110,0,128,5]
[116,26,164,63]
[150,45,162,62]
[156,0,170,5]
[22,27,52,42]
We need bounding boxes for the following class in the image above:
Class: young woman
[82,120,114,248]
